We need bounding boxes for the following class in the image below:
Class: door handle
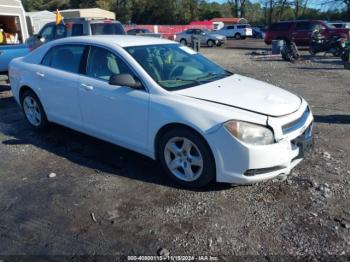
[81,83,94,91]
[36,72,45,77]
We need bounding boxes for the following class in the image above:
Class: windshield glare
[125,44,232,90]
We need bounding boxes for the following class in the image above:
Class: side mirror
[201,32,206,35]
[37,35,45,42]
[109,74,142,89]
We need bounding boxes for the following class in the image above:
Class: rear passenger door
[35,44,86,128]
[292,21,312,45]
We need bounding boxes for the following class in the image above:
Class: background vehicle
[26,18,125,50]
[215,24,253,39]
[265,20,350,45]
[1,0,29,73]
[0,44,29,73]
[175,28,226,47]
[127,28,162,38]
[330,22,350,29]
[252,26,266,39]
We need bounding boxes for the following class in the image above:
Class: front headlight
[224,120,274,145]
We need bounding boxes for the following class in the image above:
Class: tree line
[22,0,350,25]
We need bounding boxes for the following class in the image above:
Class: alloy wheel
[164,137,203,182]
[23,96,42,127]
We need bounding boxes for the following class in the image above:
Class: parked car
[265,20,350,45]
[26,18,125,50]
[0,44,29,73]
[9,35,313,187]
[127,28,162,38]
[215,24,253,39]
[175,28,226,47]
[252,26,266,39]
[330,22,350,29]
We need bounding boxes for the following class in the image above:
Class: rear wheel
[180,39,187,46]
[158,128,215,188]
[20,90,48,130]
[234,33,241,40]
[207,39,214,47]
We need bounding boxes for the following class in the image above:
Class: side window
[296,22,311,31]
[227,26,234,30]
[72,24,84,36]
[41,48,54,66]
[40,25,54,40]
[186,29,193,34]
[54,25,67,39]
[49,45,85,73]
[86,46,134,82]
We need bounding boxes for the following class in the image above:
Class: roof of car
[51,35,176,47]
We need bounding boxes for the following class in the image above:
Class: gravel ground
[0,39,350,260]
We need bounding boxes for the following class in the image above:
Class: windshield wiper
[195,72,230,81]
[159,78,200,84]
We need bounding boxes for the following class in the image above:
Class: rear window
[269,22,292,31]
[90,23,125,35]
[72,24,84,36]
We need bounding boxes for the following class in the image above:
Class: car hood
[174,74,302,117]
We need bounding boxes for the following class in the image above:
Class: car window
[296,22,311,31]
[40,25,54,40]
[86,46,134,82]
[72,24,84,36]
[186,29,193,34]
[44,45,85,73]
[55,24,67,39]
[227,26,234,30]
[270,22,292,31]
[90,23,125,35]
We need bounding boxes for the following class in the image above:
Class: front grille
[244,166,286,176]
[282,107,310,135]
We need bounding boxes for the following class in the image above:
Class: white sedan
[9,36,313,187]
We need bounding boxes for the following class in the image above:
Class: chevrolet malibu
[9,36,314,188]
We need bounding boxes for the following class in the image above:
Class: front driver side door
[78,46,150,152]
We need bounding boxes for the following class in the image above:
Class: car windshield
[125,44,232,90]
[90,22,125,35]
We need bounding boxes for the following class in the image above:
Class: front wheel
[21,90,48,130]
[158,128,215,188]
[309,45,316,55]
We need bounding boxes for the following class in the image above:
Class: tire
[158,127,215,188]
[20,90,48,130]
[309,45,316,55]
[180,39,187,46]
[341,50,349,62]
[234,33,241,40]
[207,39,214,48]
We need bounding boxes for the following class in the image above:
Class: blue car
[252,27,266,39]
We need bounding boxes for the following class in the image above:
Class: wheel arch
[154,122,215,164]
